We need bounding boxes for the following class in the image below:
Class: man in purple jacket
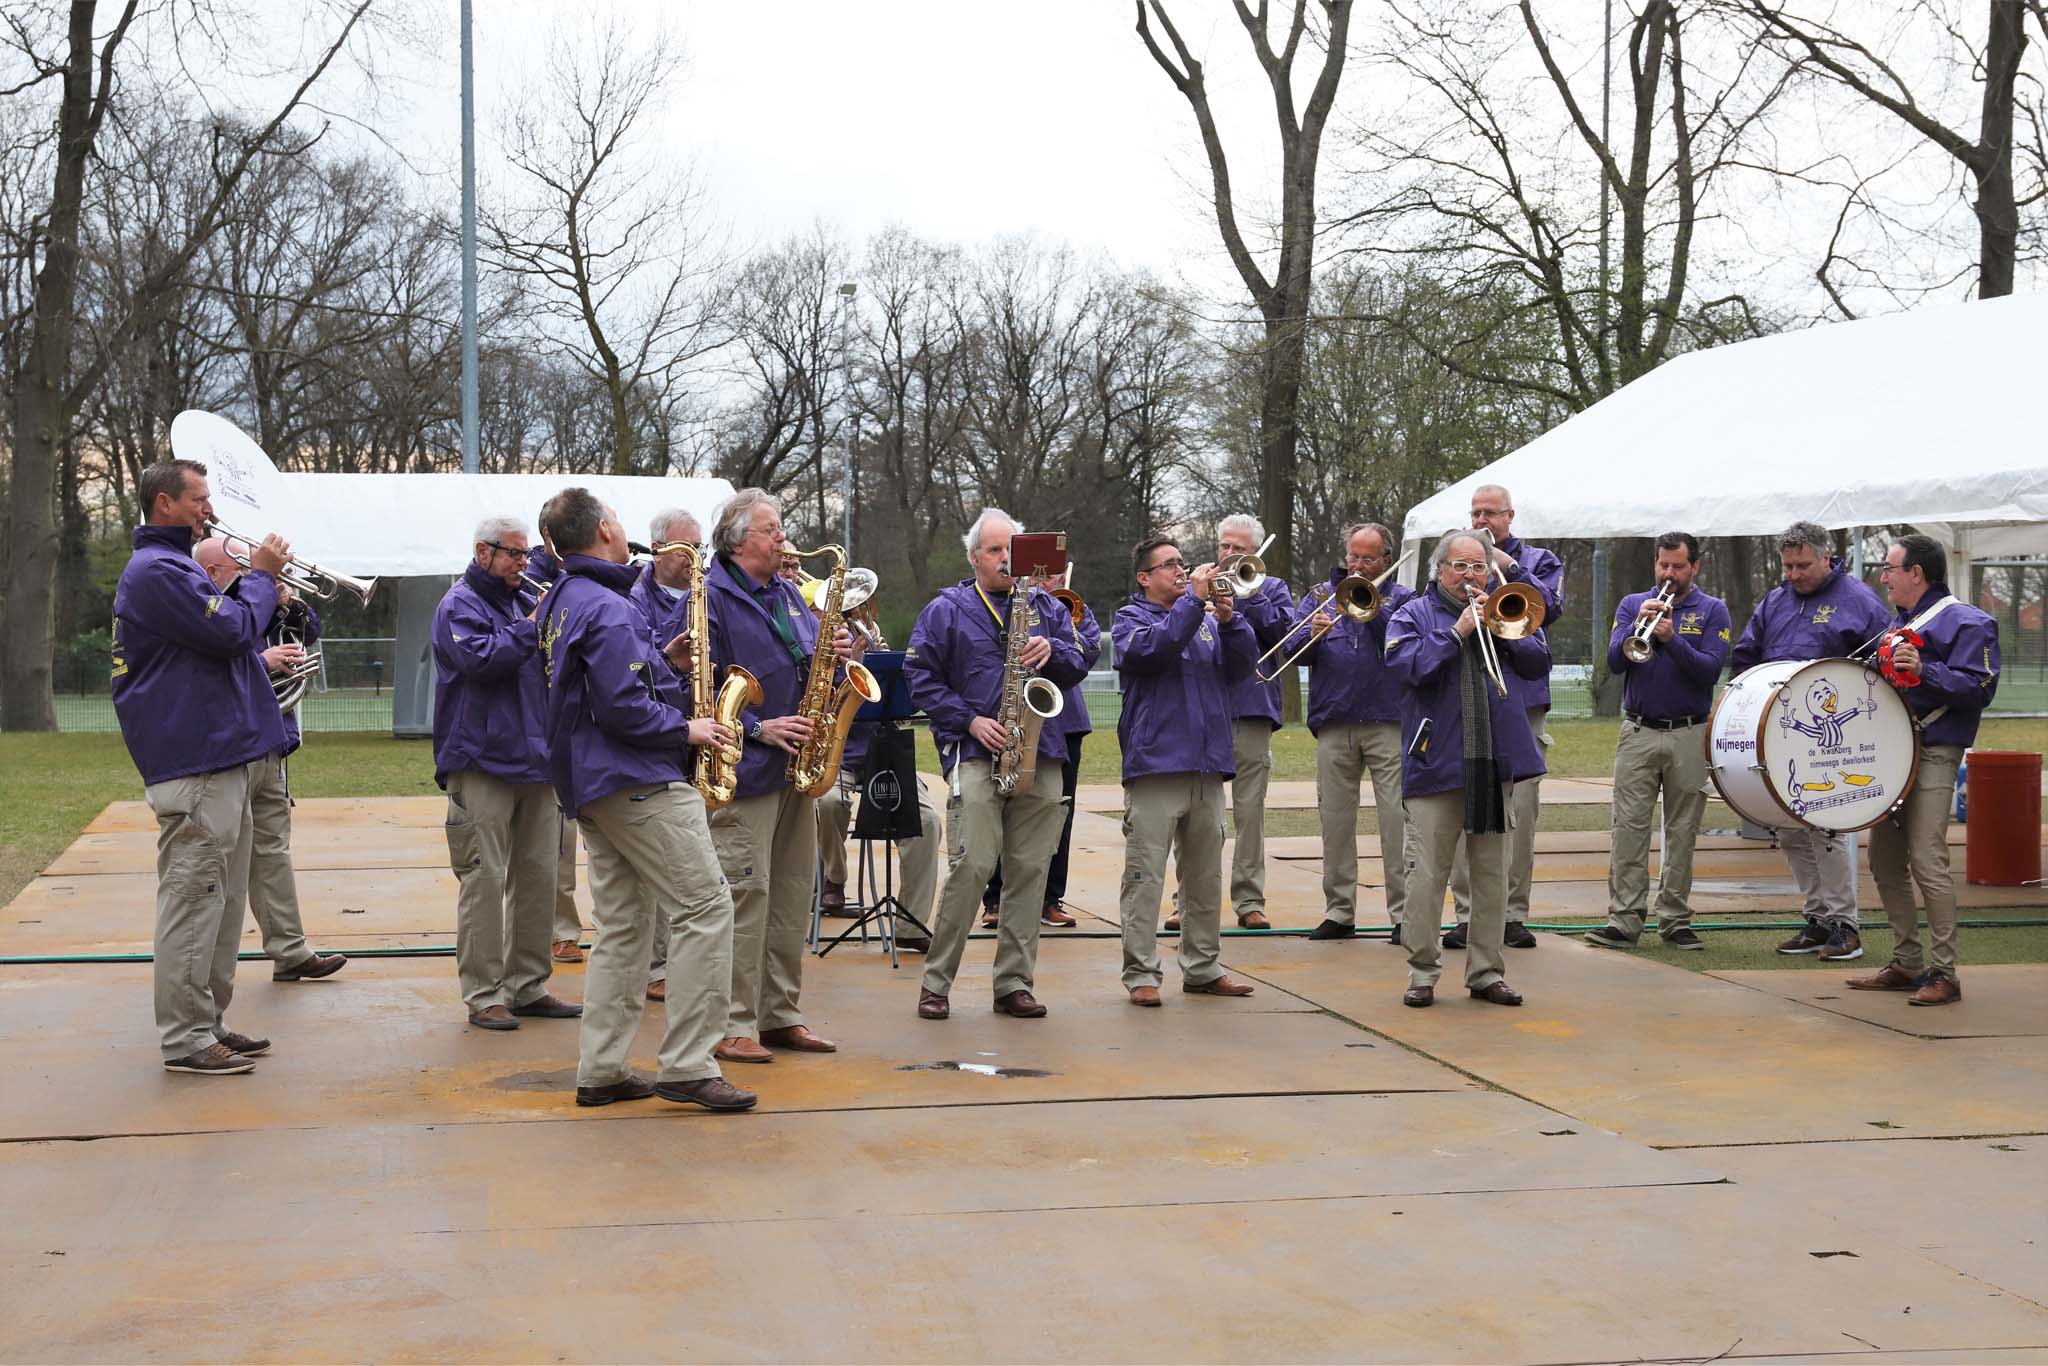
[1448,484,1563,951]
[703,489,852,1062]
[1113,534,1261,1006]
[1847,535,2001,1005]
[1730,521,1893,962]
[628,507,702,1000]
[112,459,290,1075]
[527,535,587,965]
[192,537,347,984]
[432,515,578,1032]
[1586,532,1732,951]
[1295,523,1414,941]
[905,509,1088,1021]
[1384,531,1550,1008]
[535,488,753,1112]
[1206,513,1296,930]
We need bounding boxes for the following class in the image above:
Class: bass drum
[1707,658,1919,833]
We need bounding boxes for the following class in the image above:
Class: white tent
[1399,293,2048,582]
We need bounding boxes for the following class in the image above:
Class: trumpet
[1252,567,1390,684]
[1620,582,1678,664]
[209,518,377,605]
[1212,533,1276,600]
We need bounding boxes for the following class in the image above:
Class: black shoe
[1470,981,1524,1007]
[1776,920,1829,955]
[894,935,932,953]
[1307,919,1356,940]
[509,993,583,1018]
[576,1075,656,1107]
[655,1077,758,1111]
[1504,921,1538,949]
[214,1029,271,1058]
[1583,926,1637,950]
[1817,924,1864,962]
[163,1042,256,1075]
[273,951,347,982]
[1389,922,1402,947]
[1402,985,1434,1008]
[1441,923,1468,949]
[1662,927,1705,951]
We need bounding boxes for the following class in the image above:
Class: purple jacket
[1113,591,1256,783]
[1888,586,2000,748]
[525,545,560,585]
[1606,586,1731,721]
[1225,576,1297,728]
[1052,598,1104,741]
[705,554,819,800]
[431,562,549,789]
[540,555,695,818]
[1495,534,1564,711]
[904,581,1088,776]
[1384,585,1550,799]
[264,593,321,755]
[627,562,692,656]
[111,525,288,785]
[1729,562,1891,674]
[1298,570,1415,734]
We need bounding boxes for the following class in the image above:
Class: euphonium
[786,545,882,797]
[658,542,760,809]
[992,578,1066,798]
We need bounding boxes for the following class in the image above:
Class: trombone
[1463,532,1547,695]
[1620,582,1678,664]
[1213,533,1275,600]
[1251,567,1392,684]
[209,518,377,605]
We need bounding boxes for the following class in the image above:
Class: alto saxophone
[786,545,882,797]
[661,542,759,809]
[991,581,1067,797]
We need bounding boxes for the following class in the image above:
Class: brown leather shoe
[1183,973,1255,997]
[993,989,1048,1018]
[820,881,849,916]
[714,1036,774,1064]
[980,906,1000,931]
[1909,973,1962,1006]
[551,939,584,963]
[510,992,582,1019]
[1128,985,1162,1007]
[645,979,667,1003]
[576,1074,656,1107]
[468,1004,519,1031]
[1040,902,1078,927]
[761,1024,837,1053]
[1402,985,1435,1008]
[895,934,932,953]
[1236,910,1272,930]
[1469,981,1524,1007]
[1162,913,1181,932]
[655,1076,759,1111]
[1846,962,1921,992]
[918,989,950,1019]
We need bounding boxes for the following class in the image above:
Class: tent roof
[1400,293,2048,552]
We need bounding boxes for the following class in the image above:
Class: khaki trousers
[147,756,265,1060]
[445,769,559,1012]
[817,774,941,939]
[574,783,732,1087]
[1229,718,1273,916]
[1870,745,1965,978]
[1605,720,1711,939]
[1316,722,1407,927]
[1452,707,1546,925]
[1781,827,1859,928]
[711,786,816,1038]
[1121,774,1228,991]
[1404,790,1509,991]
[246,753,313,969]
[552,817,584,943]
[923,760,1064,999]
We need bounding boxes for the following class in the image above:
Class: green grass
[1527,907,2048,973]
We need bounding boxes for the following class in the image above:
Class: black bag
[852,724,923,841]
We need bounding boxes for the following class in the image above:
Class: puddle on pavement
[896,1061,1057,1078]
[491,1067,579,1092]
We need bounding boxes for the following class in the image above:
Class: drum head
[1755,659,1920,831]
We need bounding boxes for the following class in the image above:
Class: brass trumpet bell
[1214,553,1267,599]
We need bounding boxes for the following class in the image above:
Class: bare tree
[482,19,726,477]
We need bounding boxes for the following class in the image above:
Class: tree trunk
[1260,312,1305,721]
[1976,0,2026,298]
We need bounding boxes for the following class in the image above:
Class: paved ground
[2,797,2045,1363]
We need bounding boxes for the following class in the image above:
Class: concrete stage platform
[3,798,2045,1363]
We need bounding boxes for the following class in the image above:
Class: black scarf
[1436,583,1506,834]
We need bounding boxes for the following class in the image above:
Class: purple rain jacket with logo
[1296,569,1415,734]
[525,545,560,585]
[1605,586,1731,721]
[431,561,548,789]
[1112,591,1256,783]
[112,524,288,785]
[704,554,820,800]
[627,561,692,657]
[904,581,1088,776]
[1494,534,1565,711]
[1885,585,2000,748]
[1225,574,1296,729]
[540,555,695,818]
[262,591,320,756]
[1051,597,1104,743]
[1728,561,1891,675]
[1384,585,1550,799]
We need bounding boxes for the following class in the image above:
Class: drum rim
[1709,657,1923,834]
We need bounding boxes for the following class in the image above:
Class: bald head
[193,536,238,590]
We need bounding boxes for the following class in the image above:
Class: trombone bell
[1214,553,1266,599]
[1479,583,1545,640]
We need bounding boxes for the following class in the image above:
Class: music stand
[816,651,931,967]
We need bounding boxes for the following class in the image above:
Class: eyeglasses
[485,542,531,561]
[1444,559,1489,574]
[1142,557,1187,573]
[1877,564,1911,577]
[1346,553,1387,566]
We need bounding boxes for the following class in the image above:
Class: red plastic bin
[1965,751,2042,887]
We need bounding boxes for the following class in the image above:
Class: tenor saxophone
[786,545,882,797]
[991,582,1067,797]
[660,542,759,809]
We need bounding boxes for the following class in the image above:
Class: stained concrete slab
[0,943,1468,1143]
[1216,934,2048,1147]
[1710,964,2048,1038]
[7,1179,2043,1363]
[1709,1136,2048,1307]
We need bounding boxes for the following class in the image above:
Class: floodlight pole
[839,282,857,556]
[460,0,480,474]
